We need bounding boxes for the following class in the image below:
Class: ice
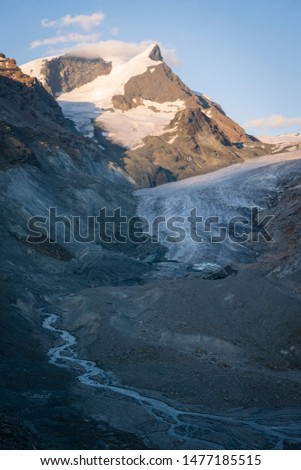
[136,150,301,265]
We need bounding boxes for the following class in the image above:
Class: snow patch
[58,101,102,137]
[259,133,301,152]
[201,93,213,102]
[192,262,221,272]
[20,55,58,83]
[258,133,301,144]
[167,135,177,145]
[97,99,185,148]
[204,109,213,118]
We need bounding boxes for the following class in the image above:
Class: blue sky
[1,0,300,135]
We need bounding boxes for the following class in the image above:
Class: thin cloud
[72,40,155,61]
[31,33,101,49]
[41,12,105,32]
[244,114,301,130]
[30,12,180,68]
[110,27,120,37]
[71,40,180,67]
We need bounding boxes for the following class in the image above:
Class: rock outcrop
[41,55,112,96]
[0,52,71,168]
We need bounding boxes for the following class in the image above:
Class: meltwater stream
[43,313,301,449]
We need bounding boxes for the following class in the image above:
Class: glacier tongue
[136,150,301,266]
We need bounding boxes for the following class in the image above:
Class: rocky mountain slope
[0,53,71,168]
[0,52,152,449]
[22,45,268,187]
[1,51,301,450]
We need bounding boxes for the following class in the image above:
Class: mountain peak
[0,52,34,85]
[147,44,163,62]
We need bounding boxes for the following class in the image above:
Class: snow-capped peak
[57,44,162,105]
[54,44,170,145]
[19,41,261,182]
[146,44,163,61]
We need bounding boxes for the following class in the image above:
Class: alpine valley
[0,44,301,450]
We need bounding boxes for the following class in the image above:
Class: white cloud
[71,40,180,67]
[72,40,154,61]
[244,114,301,130]
[31,33,101,49]
[41,12,105,32]
[31,11,180,68]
